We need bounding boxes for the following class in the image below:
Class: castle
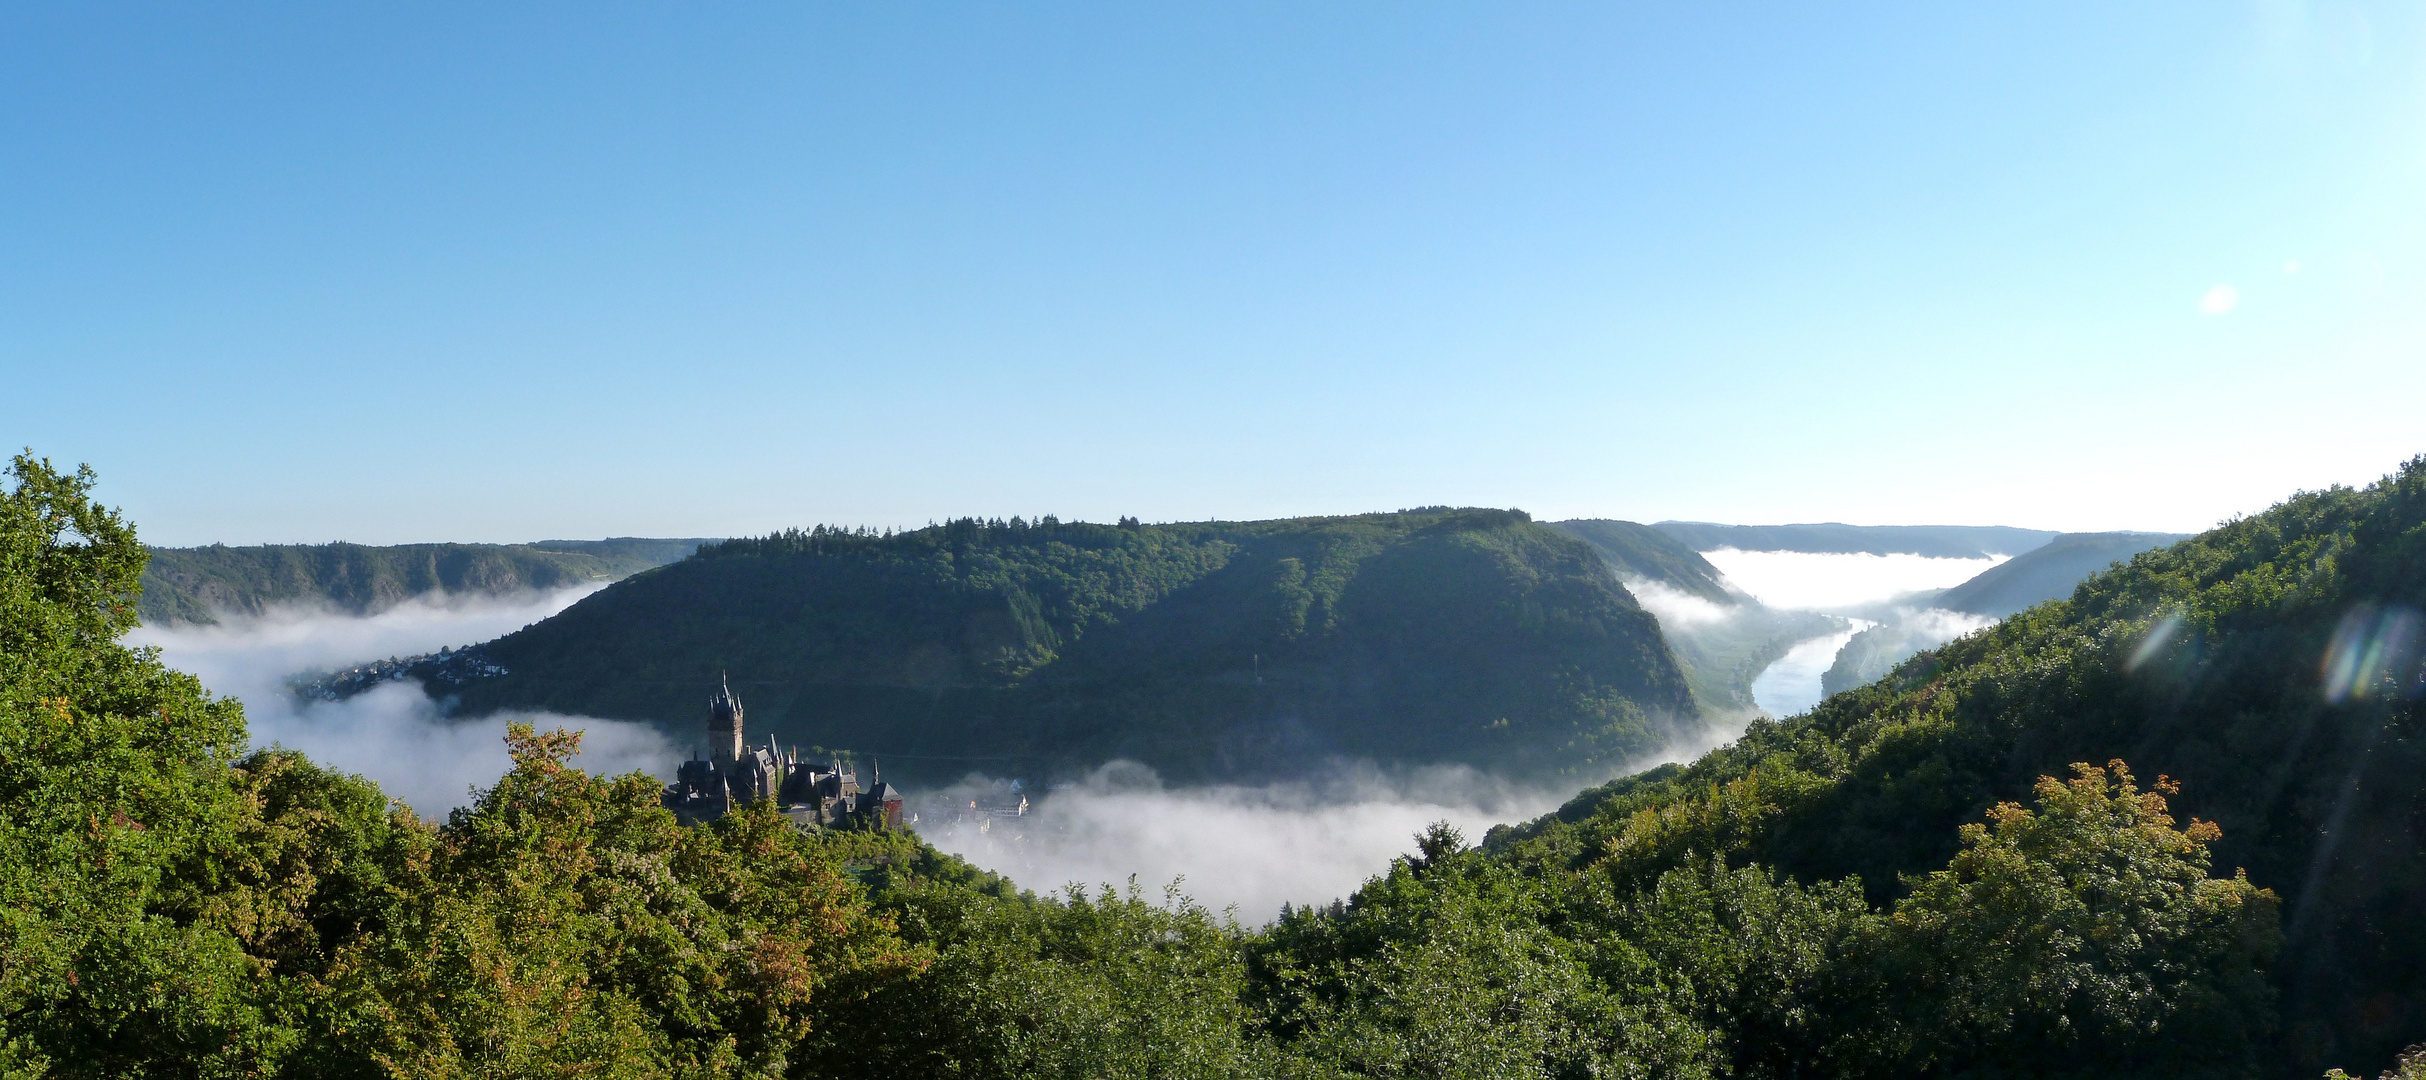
[659,677,906,829]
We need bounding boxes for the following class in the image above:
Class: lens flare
[2321,604,2424,704]
[2126,610,2187,673]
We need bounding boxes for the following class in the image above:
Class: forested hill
[1651,520,2057,557]
[1932,529,2190,616]
[1547,518,1737,605]
[139,537,711,624]
[1487,458,2426,1075]
[435,509,1699,782]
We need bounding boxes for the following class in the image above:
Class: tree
[316,723,922,1078]
[0,452,301,1075]
[1847,761,2281,1078]
[2327,1043,2426,1080]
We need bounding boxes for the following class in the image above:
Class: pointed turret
[709,672,744,769]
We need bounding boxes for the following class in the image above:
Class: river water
[1699,548,2008,718]
[1748,618,1874,717]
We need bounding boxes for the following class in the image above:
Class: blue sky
[5,2,2422,545]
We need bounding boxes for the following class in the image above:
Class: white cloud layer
[1620,576,1736,626]
[128,587,677,816]
[1699,548,2004,612]
[915,761,1578,922]
[1898,606,1999,644]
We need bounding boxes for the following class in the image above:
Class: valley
[14,448,2426,1076]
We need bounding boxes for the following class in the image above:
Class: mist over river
[1692,548,2009,719]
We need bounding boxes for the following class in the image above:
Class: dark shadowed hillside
[139,538,711,624]
[432,509,1699,782]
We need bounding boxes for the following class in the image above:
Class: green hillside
[1817,531,2194,697]
[1547,519,1737,605]
[138,537,711,624]
[1816,617,1933,699]
[433,509,1699,782]
[1934,529,2189,617]
[1475,458,2426,1075]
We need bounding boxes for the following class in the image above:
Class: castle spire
[708,671,744,770]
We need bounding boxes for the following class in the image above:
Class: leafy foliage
[1,454,916,1077]
[1837,762,2278,1077]
[810,878,1277,1079]
[2328,1044,2426,1080]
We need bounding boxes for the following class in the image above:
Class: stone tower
[709,674,743,769]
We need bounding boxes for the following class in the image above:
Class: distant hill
[1651,521,2057,558]
[139,538,713,624]
[1817,531,2193,698]
[1546,519,1737,605]
[413,510,1699,784]
[1932,530,2189,617]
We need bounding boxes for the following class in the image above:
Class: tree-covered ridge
[445,508,1700,782]
[139,537,711,624]
[1481,457,2426,1075]
[1546,518,1737,605]
[1247,762,2275,1079]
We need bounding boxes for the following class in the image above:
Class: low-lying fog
[129,587,678,815]
[915,762,1578,920]
[1698,548,2004,611]
[1650,548,2012,717]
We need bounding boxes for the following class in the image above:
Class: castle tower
[709,674,743,769]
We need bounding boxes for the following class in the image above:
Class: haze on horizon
[4,3,2421,545]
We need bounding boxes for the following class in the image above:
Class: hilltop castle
[660,677,906,829]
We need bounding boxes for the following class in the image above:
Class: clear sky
[5,3,2422,545]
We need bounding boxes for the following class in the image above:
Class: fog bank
[129,587,677,815]
[1622,576,1738,627]
[1700,548,2004,612]
[916,761,1572,921]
